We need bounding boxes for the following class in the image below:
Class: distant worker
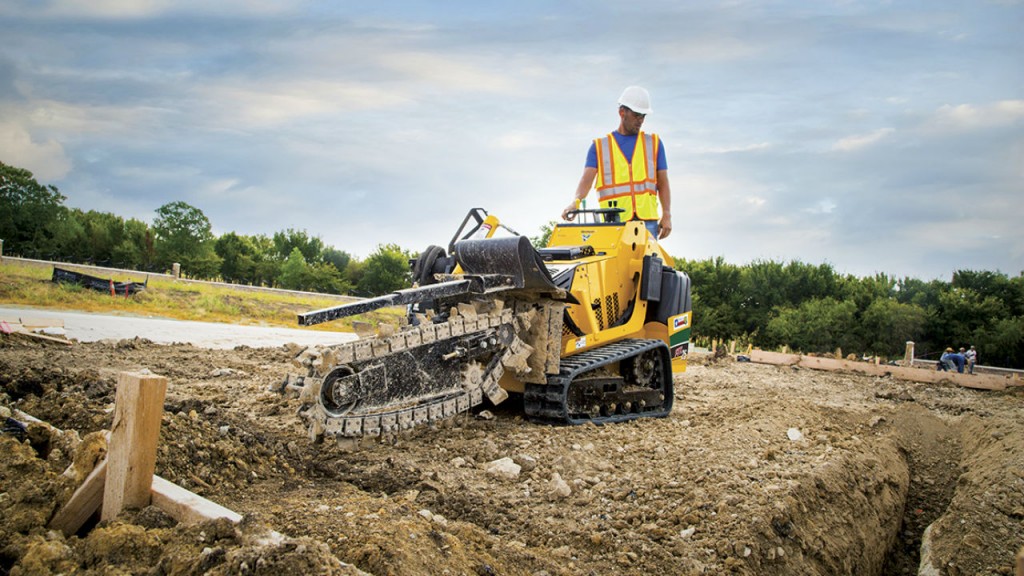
[964,345,978,374]
[938,347,965,373]
[562,86,673,240]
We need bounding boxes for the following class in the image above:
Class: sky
[1,0,1022,281]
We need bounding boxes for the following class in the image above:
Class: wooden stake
[904,341,915,367]
[101,371,167,521]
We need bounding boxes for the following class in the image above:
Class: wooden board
[151,476,243,524]
[748,350,801,366]
[50,462,243,534]
[749,350,1015,391]
[19,317,64,329]
[102,372,168,521]
[49,460,107,536]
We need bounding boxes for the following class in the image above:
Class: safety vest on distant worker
[594,131,660,222]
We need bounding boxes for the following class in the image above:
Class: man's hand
[562,201,579,221]
[658,214,672,239]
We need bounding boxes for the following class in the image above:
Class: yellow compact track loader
[290,207,692,440]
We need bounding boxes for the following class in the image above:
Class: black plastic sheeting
[51,267,147,295]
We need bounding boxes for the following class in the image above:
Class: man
[964,345,978,374]
[938,347,965,373]
[562,86,673,239]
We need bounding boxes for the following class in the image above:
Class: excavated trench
[880,406,962,575]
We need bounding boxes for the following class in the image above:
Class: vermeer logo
[581,233,592,242]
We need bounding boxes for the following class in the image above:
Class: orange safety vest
[594,131,660,221]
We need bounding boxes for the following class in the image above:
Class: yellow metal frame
[546,221,681,366]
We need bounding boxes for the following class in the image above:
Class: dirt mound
[1,338,1021,575]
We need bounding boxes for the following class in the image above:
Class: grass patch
[0,261,404,332]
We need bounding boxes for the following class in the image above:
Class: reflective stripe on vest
[594,132,660,221]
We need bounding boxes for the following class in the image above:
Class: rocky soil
[1,337,1022,575]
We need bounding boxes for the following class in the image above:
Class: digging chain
[298,307,516,440]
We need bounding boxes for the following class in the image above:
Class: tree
[273,228,325,263]
[357,244,412,296]
[248,234,280,287]
[954,270,1024,318]
[216,232,259,284]
[0,161,67,258]
[974,316,1024,368]
[307,261,351,294]
[531,221,558,249]
[322,247,353,278]
[764,298,859,354]
[46,208,86,262]
[676,257,744,341]
[117,218,155,270]
[278,247,310,290]
[861,299,928,356]
[152,201,222,278]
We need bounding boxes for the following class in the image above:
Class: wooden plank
[11,329,72,345]
[19,317,64,329]
[150,476,243,525]
[749,350,1012,391]
[49,460,107,536]
[50,462,243,533]
[101,372,168,521]
[748,349,800,366]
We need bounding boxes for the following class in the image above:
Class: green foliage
[531,221,557,249]
[764,298,858,353]
[860,299,928,356]
[278,247,309,290]
[974,316,1024,367]
[273,228,325,263]
[676,255,1023,367]
[322,247,352,276]
[358,244,412,296]
[0,161,68,258]
[274,246,351,293]
[215,232,259,284]
[152,201,222,278]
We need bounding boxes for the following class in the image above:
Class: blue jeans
[644,220,659,238]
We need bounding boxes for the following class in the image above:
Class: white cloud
[928,100,1024,132]
[831,128,895,152]
[3,0,294,19]
[377,52,516,94]
[804,198,837,215]
[652,35,762,63]
[689,142,772,155]
[0,119,72,180]
[195,81,412,129]
[17,99,173,137]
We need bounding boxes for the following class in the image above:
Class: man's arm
[562,167,598,220]
[656,169,672,239]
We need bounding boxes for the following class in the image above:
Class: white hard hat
[618,86,652,115]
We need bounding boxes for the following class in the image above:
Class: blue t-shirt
[586,132,667,170]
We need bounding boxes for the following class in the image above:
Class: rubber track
[524,338,672,424]
[305,307,514,439]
